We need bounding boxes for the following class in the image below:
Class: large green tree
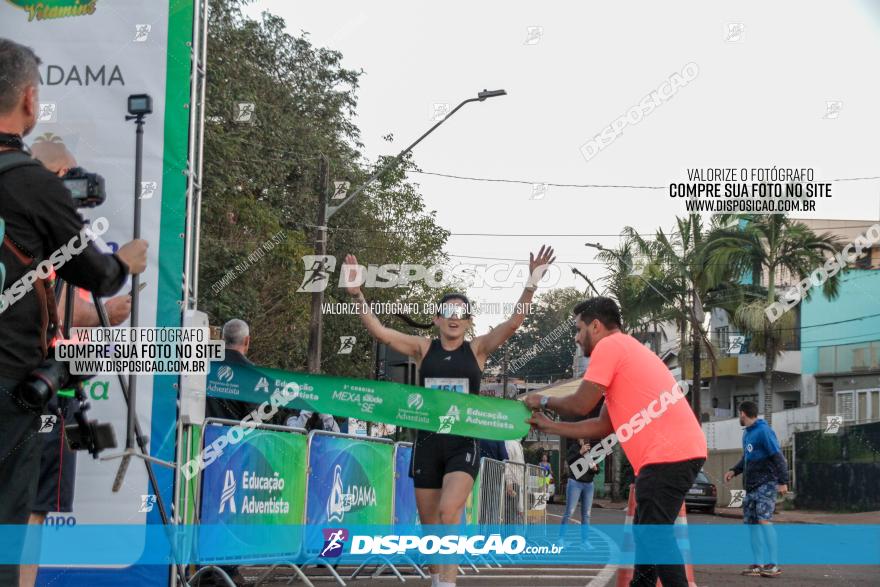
[198,1,450,376]
[486,287,583,385]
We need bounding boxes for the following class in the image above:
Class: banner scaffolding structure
[0,1,205,585]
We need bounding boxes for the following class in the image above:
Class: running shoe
[741,565,762,576]
[760,564,782,577]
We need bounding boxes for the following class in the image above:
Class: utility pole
[690,288,704,420]
[304,89,506,372]
[501,345,510,398]
[307,155,330,374]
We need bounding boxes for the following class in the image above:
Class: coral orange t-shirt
[583,332,707,475]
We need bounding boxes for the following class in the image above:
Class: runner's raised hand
[342,254,363,297]
[527,245,556,288]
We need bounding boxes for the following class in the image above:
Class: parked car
[684,469,717,514]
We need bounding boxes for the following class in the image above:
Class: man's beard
[581,336,594,357]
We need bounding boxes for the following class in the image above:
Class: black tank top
[419,339,482,395]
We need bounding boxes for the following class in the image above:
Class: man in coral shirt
[526,297,706,587]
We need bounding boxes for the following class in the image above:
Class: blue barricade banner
[305,434,394,529]
[394,444,419,526]
[197,425,307,562]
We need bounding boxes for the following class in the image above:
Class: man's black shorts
[0,376,41,586]
[33,397,79,513]
[409,431,479,489]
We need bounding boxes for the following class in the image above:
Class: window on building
[783,399,800,410]
[835,389,880,422]
[715,325,729,353]
[852,347,871,371]
[734,394,759,415]
[855,389,880,422]
[818,341,880,373]
[836,391,855,421]
[818,347,836,373]
[818,381,835,417]
[854,247,875,270]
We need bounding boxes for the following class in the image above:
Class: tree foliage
[198,1,449,376]
[486,287,583,382]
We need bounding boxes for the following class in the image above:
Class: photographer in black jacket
[0,38,148,585]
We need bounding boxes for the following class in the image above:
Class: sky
[246,0,880,334]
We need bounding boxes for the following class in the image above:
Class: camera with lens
[16,357,116,457]
[62,167,106,208]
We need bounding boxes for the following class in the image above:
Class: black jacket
[0,152,127,379]
[566,441,597,483]
[205,349,259,422]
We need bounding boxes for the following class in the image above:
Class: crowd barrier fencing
[184,418,313,587]
[175,423,547,586]
[302,430,400,585]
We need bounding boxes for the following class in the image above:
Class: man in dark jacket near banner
[206,319,257,421]
[202,318,255,586]
[724,401,789,578]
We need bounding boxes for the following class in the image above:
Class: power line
[800,334,880,347]
[411,169,880,189]
[321,224,879,237]
[409,170,665,190]
[720,311,880,335]
[829,175,880,182]
[800,311,880,330]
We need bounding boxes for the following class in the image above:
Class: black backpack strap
[0,150,56,358]
[0,151,41,175]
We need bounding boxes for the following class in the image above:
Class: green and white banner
[207,362,532,441]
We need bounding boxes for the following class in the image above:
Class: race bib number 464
[424,378,469,394]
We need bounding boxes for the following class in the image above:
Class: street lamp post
[585,241,675,309]
[571,266,601,296]
[306,89,507,373]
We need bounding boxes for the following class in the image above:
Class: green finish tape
[206,362,531,441]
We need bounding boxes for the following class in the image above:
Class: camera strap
[0,150,40,175]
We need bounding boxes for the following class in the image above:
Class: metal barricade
[353,441,426,582]
[185,418,314,587]
[300,430,399,586]
[525,463,548,527]
[476,458,507,525]
[471,459,548,528]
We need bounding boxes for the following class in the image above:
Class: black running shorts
[409,430,479,489]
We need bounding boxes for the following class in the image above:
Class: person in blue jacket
[724,401,789,578]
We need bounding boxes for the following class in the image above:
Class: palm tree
[624,215,738,420]
[595,239,668,336]
[704,214,842,423]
